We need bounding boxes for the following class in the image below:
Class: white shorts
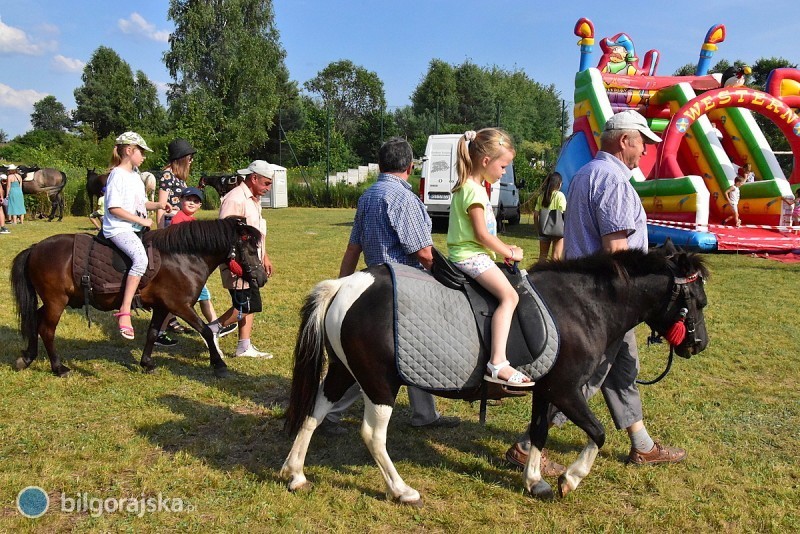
[453,253,496,278]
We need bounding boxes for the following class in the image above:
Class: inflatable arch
[656,86,800,183]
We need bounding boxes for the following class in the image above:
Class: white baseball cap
[604,110,662,143]
[237,160,275,178]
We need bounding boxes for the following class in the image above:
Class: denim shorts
[198,285,211,302]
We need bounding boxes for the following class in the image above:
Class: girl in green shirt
[534,172,567,262]
[447,128,533,388]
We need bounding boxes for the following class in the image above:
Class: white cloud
[0,18,51,55]
[52,54,85,73]
[118,13,170,43]
[0,83,49,110]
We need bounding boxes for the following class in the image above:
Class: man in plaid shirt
[321,137,460,434]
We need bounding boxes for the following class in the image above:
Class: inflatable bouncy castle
[555,18,800,251]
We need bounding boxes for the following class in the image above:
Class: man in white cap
[209,160,275,358]
[507,110,687,470]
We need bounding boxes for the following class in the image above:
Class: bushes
[288,179,372,208]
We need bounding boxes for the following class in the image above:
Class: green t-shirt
[534,190,567,212]
[447,180,497,262]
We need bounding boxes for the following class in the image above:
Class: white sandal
[485,360,535,388]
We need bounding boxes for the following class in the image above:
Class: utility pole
[326,105,331,189]
[560,99,567,146]
[496,101,501,127]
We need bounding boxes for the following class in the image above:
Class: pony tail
[453,135,472,193]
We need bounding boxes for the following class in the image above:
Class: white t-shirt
[103,167,147,238]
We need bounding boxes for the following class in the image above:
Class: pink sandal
[114,312,135,340]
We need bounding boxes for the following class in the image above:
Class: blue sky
[0,1,796,139]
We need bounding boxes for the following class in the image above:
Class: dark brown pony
[1,165,67,221]
[281,242,709,503]
[11,217,268,377]
[199,174,243,199]
[86,168,156,210]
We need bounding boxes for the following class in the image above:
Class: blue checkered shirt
[349,173,433,268]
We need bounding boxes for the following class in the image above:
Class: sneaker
[154,333,178,347]
[505,443,567,477]
[234,345,273,359]
[167,318,186,333]
[217,323,237,338]
[0,227,9,234]
[626,441,687,466]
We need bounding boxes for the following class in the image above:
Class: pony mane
[147,217,262,255]
[531,247,708,281]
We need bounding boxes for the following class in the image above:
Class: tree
[0,130,7,143]
[411,60,459,130]
[282,96,357,170]
[749,56,797,89]
[304,60,386,139]
[31,96,72,132]
[73,46,136,139]
[673,63,697,76]
[133,71,167,134]
[454,61,495,127]
[165,0,287,168]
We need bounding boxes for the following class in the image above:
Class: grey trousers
[324,384,441,427]
[517,329,643,450]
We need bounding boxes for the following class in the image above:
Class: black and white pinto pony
[281,242,709,503]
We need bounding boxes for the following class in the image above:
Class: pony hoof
[400,498,424,509]
[15,357,31,370]
[213,367,229,378]
[142,366,157,374]
[557,475,574,498]
[287,481,313,493]
[526,481,555,501]
[56,366,71,377]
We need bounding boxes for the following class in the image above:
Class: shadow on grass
[137,391,583,498]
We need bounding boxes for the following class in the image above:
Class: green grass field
[0,210,797,532]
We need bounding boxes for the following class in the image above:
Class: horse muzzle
[250,267,269,288]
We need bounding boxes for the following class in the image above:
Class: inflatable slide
[555,19,800,251]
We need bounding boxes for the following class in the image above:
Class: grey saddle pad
[387,264,559,391]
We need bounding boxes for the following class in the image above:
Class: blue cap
[180,187,204,201]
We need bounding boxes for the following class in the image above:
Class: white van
[419,134,521,225]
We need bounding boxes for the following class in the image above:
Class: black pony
[86,169,156,210]
[198,174,242,199]
[11,217,268,377]
[280,242,709,503]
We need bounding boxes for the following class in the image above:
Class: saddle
[72,232,161,301]
[387,251,559,399]
[429,247,558,377]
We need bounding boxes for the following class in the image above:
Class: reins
[636,267,701,385]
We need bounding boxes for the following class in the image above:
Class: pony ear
[662,238,678,256]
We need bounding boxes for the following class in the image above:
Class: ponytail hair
[109,145,128,170]
[453,127,515,193]
[541,172,563,208]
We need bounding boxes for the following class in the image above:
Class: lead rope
[636,340,675,385]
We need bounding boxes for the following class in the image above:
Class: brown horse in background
[86,168,157,211]
[1,165,67,221]
[10,217,268,377]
